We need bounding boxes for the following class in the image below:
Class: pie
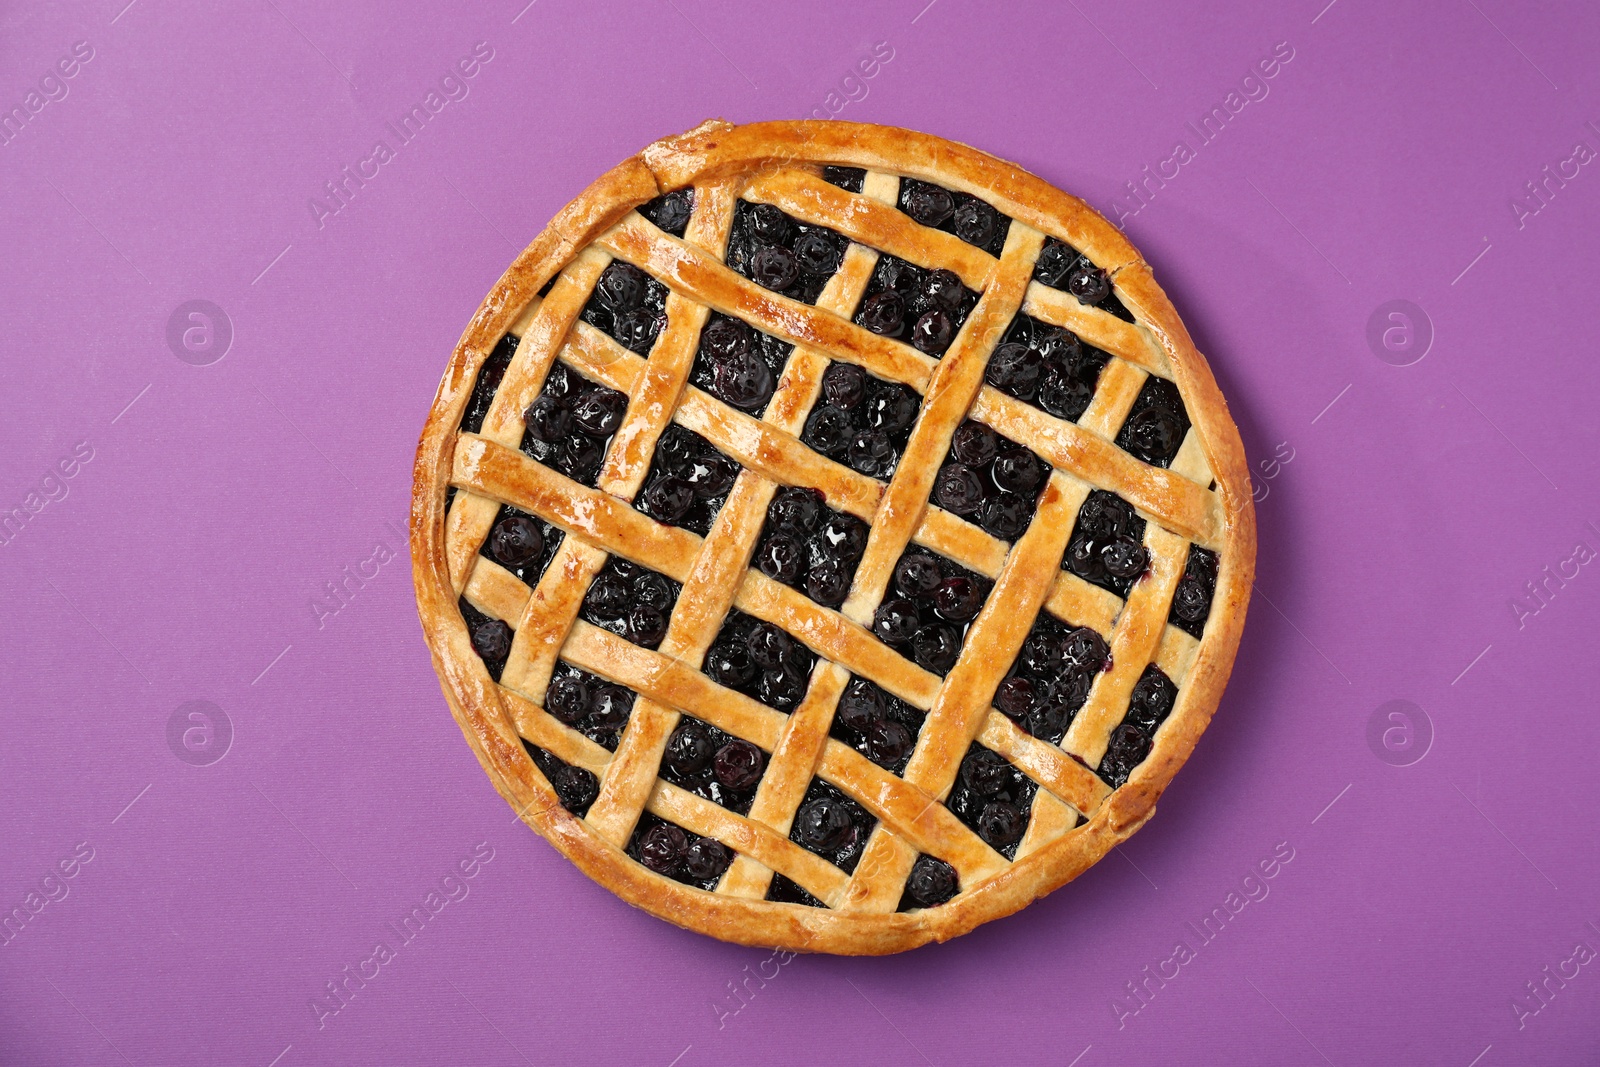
[410,119,1255,954]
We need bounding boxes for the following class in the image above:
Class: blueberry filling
[800,362,921,480]
[946,743,1036,860]
[703,609,816,713]
[988,312,1110,423]
[1063,490,1148,598]
[635,425,741,536]
[897,177,1012,257]
[1114,375,1190,468]
[871,548,994,675]
[766,873,826,908]
[519,362,629,488]
[751,486,868,610]
[459,597,512,681]
[853,253,978,357]
[689,312,794,417]
[522,741,600,818]
[544,661,636,751]
[821,166,866,194]
[661,716,768,816]
[481,505,563,587]
[461,334,518,435]
[994,615,1111,745]
[790,778,874,873]
[626,813,734,890]
[725,199,848,305]
[1032,237,1134,322]
[580,556,681,651]
[640,189,694,238]
[580,260,670,354]
[1169,546,1219,639]
[935,420,1052,541]
[1099,666,1178,787]
[898,854,960,911]
[829,676,926,775]
[443,485,457,514]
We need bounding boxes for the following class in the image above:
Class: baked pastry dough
[411,120,1254,954]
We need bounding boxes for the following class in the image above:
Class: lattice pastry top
[411,120,1255,954]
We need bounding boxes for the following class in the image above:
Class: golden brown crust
[411,119,1255,954]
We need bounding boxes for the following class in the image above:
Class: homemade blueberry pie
[412,120,1254,954]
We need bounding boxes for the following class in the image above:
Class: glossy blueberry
[866,389,918,435]
[933,462,986,516]
[545,674,588,725]
[549,764,599,813]
[487,514,543,567]
[642,189,693,236]
[665,719,714,777]
[847,429,896,477]
[903,182,955,227]
[837,678,885,731]
[470,617,512,661]
[872,598,920,648]
[627,603,668,647]
[751,245,800,291]
[822,166,865,192]
[583,574,630,623]
[933,576,984,622]
[961,748,1011,797]
[714,739,767,791]
[992,449,1044,495]
[857,291,906,336]
[794,797,856,852]
[706,643,756,688]
[993,676,1036,720]
[1102,537,1149,580]
[524,396,571,443]
[1066,264,1111,304]
[712,350,775,411]
[805,556,851,607]
[769,486,825,532]
[802,405,852,457]
[976,801,1025,847]
[683,837,732,881]
[1127,667,1177,732]
[912,624,961,674]
[759,666,809,711]
[904,855,958,907]
[894,552,943,599]
[640,476,695,524]
[951,421,998,467]
[613,309,658,353]
[749,202,790,244]
[911,309,954,354]
[701,316,752,360]
[952,200,996,247]
[1033,242,1077,286]
[595,261,646,312]
[863,718,913,766]
[793,230,842,275]
[1122,406,1184,465]
[637,822,689,874]
[980,492,1031,540]
[572,390,626,437]
[821,363,867,410]
[588,685,632,730]
[757,531,804,585]
[985,342,1043,400]
[1037,370,1095,421]
[1100,724,1152,787]
[815,514,869,562]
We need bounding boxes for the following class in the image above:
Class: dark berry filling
[1114,375,1191,468]
[443,485,457,514]
[1099,666,1178,787]
[897,178,1012,258]
[580,260,671,353]
[626,813,734,890]
[988,312,1110,423]
[800,363,921,480]
[994,615,1111,745]
[635,425,741,536]
[766,873,826,908]
[897,854,959,911]
[544,661,636,751]
[702,610,816,713]
[1032,237,1134,322]
[946,743,1036,860]
[935,420,1052,542]
[580,556,681,651]
[519,362,629,488]
[689,312,794,417]
[790,779,874,873]
[726,200,848,305]
[871,548,994,675]
[480,505,563,587]
[522,741,600,818]
[461,334,518,435]
[1063,490,1148,598]
[459,597,512,681]
[829,675,925,775]
[821,166,866,194]
[751,486,868,610]
[660,716,768,816]
[853,254,978,357]
[640,189,694,238]
[1169,546,1219,639]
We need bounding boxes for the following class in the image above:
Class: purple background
[3,0,1598,1063]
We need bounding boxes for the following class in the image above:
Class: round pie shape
[410,120,1255,954]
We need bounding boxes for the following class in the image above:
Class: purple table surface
[3,0,1598,1063]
